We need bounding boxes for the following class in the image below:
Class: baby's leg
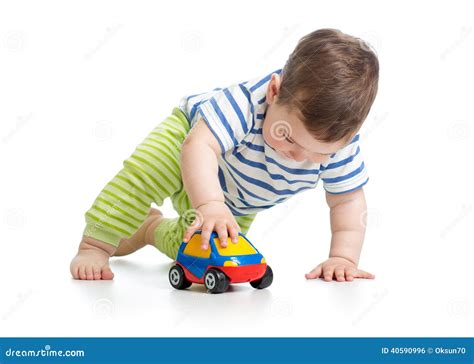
[70,209,165,280]
[113,208,164,256]
[70,108,191,280]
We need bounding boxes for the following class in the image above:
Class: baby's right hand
[183,200,241,250]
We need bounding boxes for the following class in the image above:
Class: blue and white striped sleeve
[320,135,369,194]
[196,84,254,153]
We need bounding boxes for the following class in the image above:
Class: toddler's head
[263,28,379,163]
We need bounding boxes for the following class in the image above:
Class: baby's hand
[305,257,375,282]
[182,201,241,250]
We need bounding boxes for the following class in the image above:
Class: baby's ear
[266,73,282,104]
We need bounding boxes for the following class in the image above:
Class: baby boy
[70,28,379,282]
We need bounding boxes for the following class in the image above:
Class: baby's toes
[79,265,87,280]
[85,265,94,280]
[101,265,114,280]
[70,262,79,279]
[92,265,102,280]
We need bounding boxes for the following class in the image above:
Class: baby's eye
[285,137,294,144]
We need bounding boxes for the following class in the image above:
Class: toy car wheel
[169,265,192,290]
[250,265,273,289]
[204,269,230,294]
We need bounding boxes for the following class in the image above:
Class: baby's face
[262,74,348,164]
[262,98,347,163]
[262,104,345,164]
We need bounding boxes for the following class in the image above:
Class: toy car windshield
[213,235,257,256]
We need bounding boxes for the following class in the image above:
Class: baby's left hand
[305,256,375,282]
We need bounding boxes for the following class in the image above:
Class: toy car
[169,230,273,293]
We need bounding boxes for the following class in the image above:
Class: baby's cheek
[271,139,290,151]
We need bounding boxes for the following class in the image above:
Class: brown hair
[277,28,379,142]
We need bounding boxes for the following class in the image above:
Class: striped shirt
[179,70,369,216]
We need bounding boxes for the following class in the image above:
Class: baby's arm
[180,118,241,248]
[305,188,375,282]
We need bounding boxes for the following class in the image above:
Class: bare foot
[113,208,164,256]
[70,236,116,280]
[70,208,165,280]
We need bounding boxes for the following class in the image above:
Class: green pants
[83,107,257,260]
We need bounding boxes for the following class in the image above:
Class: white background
[1,0,473,337]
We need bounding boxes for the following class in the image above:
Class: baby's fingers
[215,222,228,248]
[323,266,335,281]
[354,269,375,279]
[183,226,197,242]
[334,266,346,282]
[200,221,214,249]
[183,218,203,242]
[345,267,357,281]
[305,265,322,279]
[228,224,239,244]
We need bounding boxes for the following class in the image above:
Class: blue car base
[169,231,273,293]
